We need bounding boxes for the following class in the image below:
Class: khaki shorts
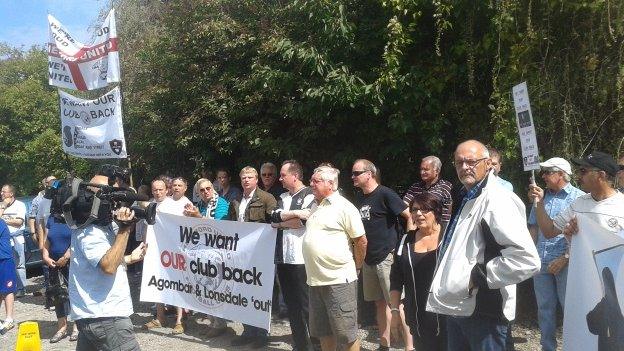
[309,281,358,344]
[362,252,393,302]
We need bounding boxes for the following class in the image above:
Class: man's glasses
[199,187,212,192]
[578,167,600,175]
[452,157,488,168]
[351,170,368,177]
[261,173,274,177]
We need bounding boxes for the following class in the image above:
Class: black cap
[571,151,619,177]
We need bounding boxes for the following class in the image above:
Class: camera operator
[68,174,147,351]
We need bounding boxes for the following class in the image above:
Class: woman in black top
[389,193,446,351]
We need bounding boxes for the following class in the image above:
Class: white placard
[48,9,120,91]
[59,87,127,159]
[563,214,624,350]
[140,213,277,331]
[512,82,541,171]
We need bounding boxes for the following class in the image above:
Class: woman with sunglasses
[389,192,446,351]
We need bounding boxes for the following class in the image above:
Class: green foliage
[2,0,623,193]
[0,45,89,194]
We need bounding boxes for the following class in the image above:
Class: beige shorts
[362,252,393,302]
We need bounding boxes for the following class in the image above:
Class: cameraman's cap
[539,157,572,175]
[571,151,619,177]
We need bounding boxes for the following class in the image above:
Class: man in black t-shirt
[352,159,415,351]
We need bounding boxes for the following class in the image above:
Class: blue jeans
[447,315,508,351]
[533,265,567,351]
[11,236,26,292]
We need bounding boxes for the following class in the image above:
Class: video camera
[44,165,157,229]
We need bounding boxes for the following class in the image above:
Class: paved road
[2,276,555,350]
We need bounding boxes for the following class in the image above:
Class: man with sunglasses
[529,151,624,240]
[259,162,286,200]
[526,157,583,351]
[352,159,415,351]
[427,140,540,351]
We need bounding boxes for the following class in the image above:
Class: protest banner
[48,9,120,91]
[140,212,277,331]
[58,87,127,159]
[563,214,624,350]
[512,82,541,171]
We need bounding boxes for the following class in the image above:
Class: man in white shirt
[1,184,27,297]
[143,177,191,335]
[530,151,624,237]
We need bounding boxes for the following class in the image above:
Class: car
[16,196,44,277]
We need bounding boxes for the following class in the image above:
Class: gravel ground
[1,277,561,350]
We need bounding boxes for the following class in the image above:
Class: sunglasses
[410,207,432,214]
[578,167,600,175]
[199,187,212,192]
[351,170,368,177]
[261,173,274,177]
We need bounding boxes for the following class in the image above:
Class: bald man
[426,140,540,351]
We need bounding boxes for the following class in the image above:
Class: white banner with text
[140,212,277,331]
[48,9,120,91]
[59,87,126,159]
[563,214,624,351]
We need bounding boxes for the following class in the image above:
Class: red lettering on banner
[47,38,119,63]
[160,250,187,271]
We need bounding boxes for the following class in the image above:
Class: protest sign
[48,9,120,91]
[512,82,541,171]
[563,214,624,350]
[59,87,127,159]
[140,213,277,331]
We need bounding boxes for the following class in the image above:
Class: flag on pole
[48,9,120,91]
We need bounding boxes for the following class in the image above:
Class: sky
[0,0,110,49]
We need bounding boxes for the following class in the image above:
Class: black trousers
[48,264,70,319]
[277,263,317,351]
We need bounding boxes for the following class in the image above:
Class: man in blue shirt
[0,211,17,334]
[69,174,147,351]
[527,157,583,351]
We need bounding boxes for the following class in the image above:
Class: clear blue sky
[0,0,109,49]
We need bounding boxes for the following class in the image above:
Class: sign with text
[59,87,127,159]
[563,214,624,351]
[48,9,120,91]
[140,213,277,331]
[512,82,541,171]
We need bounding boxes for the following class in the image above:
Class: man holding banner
[229,166,277,348]
[527,157,583,351]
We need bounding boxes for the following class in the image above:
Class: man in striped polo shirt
[403,156,453,232]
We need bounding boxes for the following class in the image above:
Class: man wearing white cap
[526,157,583,351]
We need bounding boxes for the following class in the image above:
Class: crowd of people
[0,139,623,351]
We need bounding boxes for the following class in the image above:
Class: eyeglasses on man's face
[577,167,600,175]
[351,170,368,177]
[452,157,488,169]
